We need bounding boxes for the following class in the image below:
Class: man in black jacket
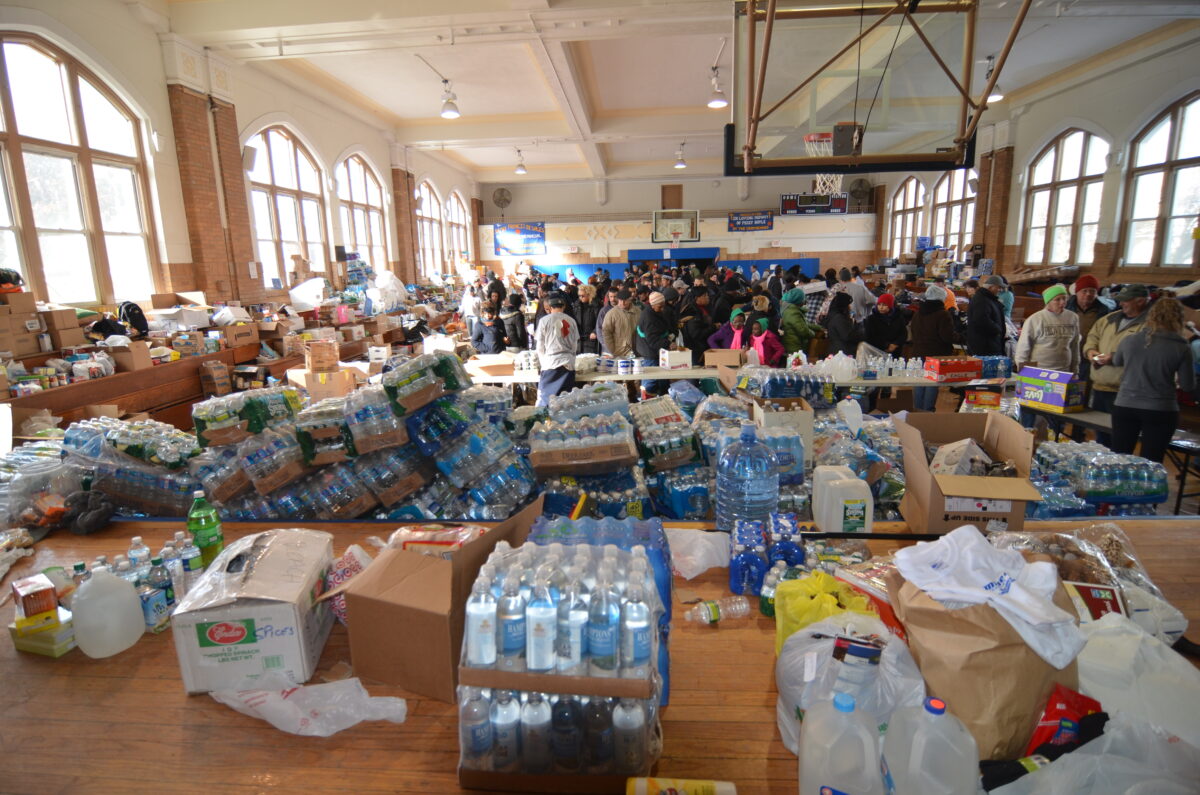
[486,271,506,306]
[635,291,674,398]
[965,274,1007,356]
[765,265,784,301]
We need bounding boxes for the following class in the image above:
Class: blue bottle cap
[833,692,855,713]
[925,697,947,715]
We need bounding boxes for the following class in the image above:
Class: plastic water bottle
[584,696,615,774]
[458,687,492,771]
[613,697,647,775]
[496,572,527,672]
[551,694,585,773]
[465,577,497,668]
[490,689,521,773]
[72,568,144,658]
[881,697,979,795]
[683,596,751,625]
[619,582,652,679]
[759,571,779,617]
[799,692,885,795]
[146,557,176,609]
[178,537,204,592]
[556,571,589,675]
[187,491,224,567]
[587,572,621,677]
[158,542,185,600]
[716,422,779,532]
[127,536,151,580]
[521,692,553,774]
[526,576,557,671]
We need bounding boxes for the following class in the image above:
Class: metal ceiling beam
[738,1,975,20]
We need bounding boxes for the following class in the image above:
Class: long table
[1,517,1195,793]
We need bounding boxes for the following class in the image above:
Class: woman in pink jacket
[750,317,785,366]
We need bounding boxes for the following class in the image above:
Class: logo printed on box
[198,619,257,647]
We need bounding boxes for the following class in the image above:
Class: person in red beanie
[1068,273,1114,385]
[865,292,908,354]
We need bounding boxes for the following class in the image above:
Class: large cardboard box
[171,332,204,357]
[286,368,356,401]
[333,498,544,702]
[220,324,260,348]
[305,340,340,373]
[0,292,36,314]
[39,309,78,330]
[893,412,1042,534]
[111,341,154,372]
[703,348,746,368]
[200,361,232,396]
[752,397,815,467]
[48,326,86,349]
[658,348,692,370]
[9,313,43,335]
[464,353,516,378]
[12,334,39,357]
[1016,366,1085,414]
[151,306,211,329]
[151,291,207,309]
[171,529,334,693]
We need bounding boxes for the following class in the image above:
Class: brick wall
[211,98,275,303]
[391,168,418,283]
[166,85,224,297]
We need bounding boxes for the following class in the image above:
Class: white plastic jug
[800,692,884,795]
[812,465,856,525]
[72,568,145,658]
[882,697,980,795]
[817,477,875,534]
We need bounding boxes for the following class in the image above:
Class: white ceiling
[161,0,1200,183]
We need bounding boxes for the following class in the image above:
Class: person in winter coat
[746,293,778,336]
[459,285,480,338]
[635,291,675,396]
[678,287,715,365]
[601,289,639,358]
[780,288,816,354]
[500,293,528,352]
[749,317,785,367]
[712,284,747,325]
[909,285,958,411]
[864,293,908,354]
[1067,273,1112,385]
[707,308,752,351]
[822,292,863,357]
[595,286,619,353]
[572,284,600,354]
[1015,284,1080,373]
[534,295,579,406]
[471,303,508,354]
[965,275,1007,356]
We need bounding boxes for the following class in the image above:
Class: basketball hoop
[803,132,842,196]
[670,231,681,249]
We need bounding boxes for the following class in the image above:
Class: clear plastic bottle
[490,689,521,773]
[881,697,979,795]
[683,596,751,625]
[799,692,885,795]
[521,691,553,774]
[464,577,497,668]
[72,568,144,658]
[759,571,779,617]
[619,582,652,679]
[556,570,589,675]
[127,536,151,579]
[551,693,585,773]
[158,541,186,600]
[525,576,557,671]
[496,572,527,672]
[178,537,204,592]
[715,421,779,532]
[613,697,647,775]
[458,687,492,771]
[114,560,139,586]
[146,557,176,609]
[587,572,621,677]
[584,696,615,774]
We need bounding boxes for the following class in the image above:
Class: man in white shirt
[534,294,580,406]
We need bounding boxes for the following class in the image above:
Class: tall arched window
[246,126,326,288]
[890,178,925,257]
[445,192,471,270]
[932,169,977,257]
[1022,129,1109,266]
[415,181,444,276]
[336,154,387,273]
[1121,93,1200,269]
[0,34,158,305]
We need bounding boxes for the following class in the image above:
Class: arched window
[890,178,926,258]
[415,181,444,276]
[246,126,326,288]
[336,154,387,273]
[932,169,977,258]
[1022,129,1109,266]
[0,34,158,305]
[445,192,471,270]
[1121,93,1200,269]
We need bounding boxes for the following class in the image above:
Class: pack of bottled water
[458,385,512,425]
[514,350,540,372]
[666,380,705,415]
[629,397,700,470]
[350,445,428,507]
[380,353,442,407]
[504,405,548,440]
[857,354,928,381]
[404,396,471,456]
[540,470,653,520]
[1034,442,1169,504]
[436,425,515,488]
[778,482,813,519]
[653,465,711,520]
[188,446,250,503]
[344,384,406,453]
[294,397,352,464]
[758,427,805,485]
[548,382,630,423]
[236,426,305,495]
[978,355,1013,379]
[63,415,200,469]
[695,418,745,466]
[191,386,302,446]
[690,394,751,426]
[528,414,633,454]
[734,365,839,408]
[71,449,201,518]
[574,353,599,373]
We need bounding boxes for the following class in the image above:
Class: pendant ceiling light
[440,79,460,119]
[707,66,728,109]
[985,55,1004,104]
[514,148,527,175]
[673,142,687,169]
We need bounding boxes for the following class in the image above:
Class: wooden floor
[1,517,1197,794]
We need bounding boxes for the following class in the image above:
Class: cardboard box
[340,324,366,342]
[111,341,154,372]
[464,353,516,378]
[703,348,747,368]
[893,412,1042,534]
[232,364,269,391]
[286,368,356,402]
[422,333,458,355]
[221,324,260,348]
[151,291,207,309]
[9,313,43,335]
[171,529,334,693]
[0,292,36,314]
[964,390,1002,410]
[924,356,983,382]
[332,498,544,702]
[12,334,39,357]
[39,309,78,330]
[48,326,86,349]
[257,317,305,339]
[529,438,639,476]
[658,349,692,370]
[1016,366,1085,414]
[305,340,340,373]
[172,332,205,357]
[752,397,815,467]
[0,328,17,356]
[151,306,211,329]
[200,361,232,397]
[211,306,252,326]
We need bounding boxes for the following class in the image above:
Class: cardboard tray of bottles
[527,438,639,477]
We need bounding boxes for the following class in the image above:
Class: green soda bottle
[187,490,225,567]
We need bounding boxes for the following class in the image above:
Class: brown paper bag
[886,570,1078,760]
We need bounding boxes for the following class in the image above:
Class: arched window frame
[1119,92,1200,270]
[245,125,327,288]
[1021,128,1109,267]
[890,177,926,258]
[415,180,444,277]
[932,169,977,258]
[444,191,471,270]
[0,32,160,306]
[336,154,387,273]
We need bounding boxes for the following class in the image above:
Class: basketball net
[803,132,842,196]
[670,231,681,249]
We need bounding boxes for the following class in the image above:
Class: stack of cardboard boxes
[2,293,44,357]
[286,339,356,401]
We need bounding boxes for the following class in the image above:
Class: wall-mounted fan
[847,178,873,209]
[492,187,512,209]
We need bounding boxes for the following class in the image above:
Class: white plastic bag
[666,528,728,579]
[993,713,1200,795]
[288,277,327,312]
[1075,612,1200,748]
[210,673,407,737]
[775,614,925,755]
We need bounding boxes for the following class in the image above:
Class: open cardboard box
[752,397,814,468]
[327,497,544,703]
[463,352,516,378]
[703,348,746,368]
[893,411,1042,534]
[151,291,208,309]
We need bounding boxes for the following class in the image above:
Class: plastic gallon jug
[812,465,856,525]
[799,692,884,795]
[881,697,979,795]
[817,477,875,534]
[72,567,144,658]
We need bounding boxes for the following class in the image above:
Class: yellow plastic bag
[774,570,876,654]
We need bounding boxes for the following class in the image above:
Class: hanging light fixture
[440,79,461,119]
[985,55,1004,104]
[707,66,728,109]
[673,142,687,169]
[514,148,527,175]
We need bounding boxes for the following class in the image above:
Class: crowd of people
[459,263,1198,460]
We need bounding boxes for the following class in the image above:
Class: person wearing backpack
[118,301,149,338]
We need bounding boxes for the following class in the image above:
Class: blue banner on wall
[728,210,774,232]
[494,222,547,256]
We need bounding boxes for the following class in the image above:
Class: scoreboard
[779,193,849,215]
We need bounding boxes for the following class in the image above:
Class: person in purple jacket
[707,308,752,351]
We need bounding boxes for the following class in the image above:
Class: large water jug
[800,692,884,795]
[811,465,856,525]
[715,421,779,533]
[881,697,979,795]
[72,568,144,658]
[817,477,875,534]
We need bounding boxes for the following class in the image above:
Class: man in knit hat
[1015,284,1080,373]
[1083,283,1150,443]
[635,291,674,398]
[1067,274,1112,383]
